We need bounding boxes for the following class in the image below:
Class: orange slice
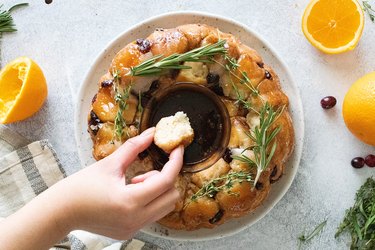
[302,0,364,54]
[0,57,47,124]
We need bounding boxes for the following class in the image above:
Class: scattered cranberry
[101,79,114,88]
[320,96,337,109]
[136,38,151,54]
[265,70,272,79]
[365,154,375,168]
[351,157,365,168]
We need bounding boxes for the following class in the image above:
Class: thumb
[109,127,155,171]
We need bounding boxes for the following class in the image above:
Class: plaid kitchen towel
[0,125,160,250]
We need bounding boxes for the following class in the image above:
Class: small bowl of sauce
[140,82,231,173]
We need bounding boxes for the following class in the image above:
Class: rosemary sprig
[232,103,283,186]
[224,54,240,71]
[190,171,252,203]
[230,79,253,111]
[298,220,327,250]
[213,55,260,97]
[0,3,28,33]
[137,91,143,114]
[335,178,375,250]
[363,1,375,22]
[112,70,131,140]
[128,40,227,76]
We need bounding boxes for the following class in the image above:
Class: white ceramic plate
[75,11,304,241]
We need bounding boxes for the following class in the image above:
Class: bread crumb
[154,111,194,153]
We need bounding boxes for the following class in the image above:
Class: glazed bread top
[88,24,295,230]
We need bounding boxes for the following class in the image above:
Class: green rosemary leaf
[363,1,375,23]
[188,171,253,205]
[137,91,143,114]
[298,220,327,249]
[112,70,131,140]
[234,103,283,186]
[8,3,28,12]
[0,3,28,33]
[336,178,375,250]
[129,40,227,77]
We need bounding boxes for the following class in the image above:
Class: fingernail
[141,127,155,137]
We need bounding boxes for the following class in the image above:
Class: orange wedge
[0,57,47,124]
[302,0,364,54]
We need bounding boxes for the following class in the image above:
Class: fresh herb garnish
[129,40,227,77]
[232,103,283,186]
[213,55,260,97]
[363,1,375,22]
[112,70,131,140]
[298,220,327,250]
[188,171,252,205]
[335,178,375,250]
[224,54,240,71]
[230,80,254,111]
[0,3,28,33]
[137,91,143,114]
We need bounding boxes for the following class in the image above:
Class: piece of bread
[154,111,194,153]
[176,61,208,85]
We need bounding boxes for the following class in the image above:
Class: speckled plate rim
[74,11,304,242]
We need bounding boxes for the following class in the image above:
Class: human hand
[57,127,184,239]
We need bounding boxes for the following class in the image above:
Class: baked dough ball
[154,111,194,153]
[88,23,295,231]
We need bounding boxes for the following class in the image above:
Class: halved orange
[0,57,47,124]
[302,0,364,54]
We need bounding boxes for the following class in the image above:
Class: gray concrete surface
[2,0,375,249]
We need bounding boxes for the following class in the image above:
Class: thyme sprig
[113,70,131,140]
[129,40,227,76]
[298,220,327,250]
[363,1,375,22]
[189,171,252,203]
[335,178,375,250]
[232,103,283,186]
[0,3,28,33]
[137,91,143,114]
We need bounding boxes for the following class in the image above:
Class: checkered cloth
[0,125,160,250]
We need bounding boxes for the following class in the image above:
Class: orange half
[0,57,47,124]
[302,0,364,54]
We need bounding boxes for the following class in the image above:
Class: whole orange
[343,72,375,146]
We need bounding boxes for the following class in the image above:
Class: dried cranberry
[265,70,272,79]
[136,38,151,54]
[209,210,224,224]
[91,94,97,104]
[270,166,278,177]
[320,96,337,109]
[257,62,264,68]
[255,182,263,190]
[351,157,365,168]
[207,73,220,84]
[88,111,102,135]
[365,154,375,168]
[101,79,114,88]
[141,80,160,107]
[222,148,232,163]
[207,74,223,96]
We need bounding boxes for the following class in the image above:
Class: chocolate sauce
[149,89,223,164]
